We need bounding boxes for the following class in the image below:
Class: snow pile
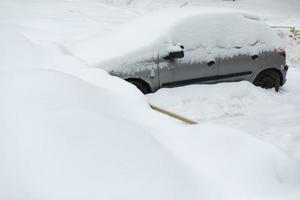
[150,123,300,200]
[0,69,199,200]
[0,27,52,71]
[68,8,282,72]
[0,24,148,101]
[1,68,300,200]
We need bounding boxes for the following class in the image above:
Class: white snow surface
[0,69,197,200]
[68,8,282,72]
[2,67,299,200]
[1,0,300,200]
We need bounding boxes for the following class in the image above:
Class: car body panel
[216,53,258,83]
[108,49,287,93]
[158,57,219,88]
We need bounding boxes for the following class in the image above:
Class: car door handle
[252,55,259,60]
[207,61,215,67]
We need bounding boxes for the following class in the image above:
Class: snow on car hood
[67,8,283,73]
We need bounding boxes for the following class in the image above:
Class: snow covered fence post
[290,27,300,39]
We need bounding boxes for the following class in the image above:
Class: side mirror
[164,45,184,60]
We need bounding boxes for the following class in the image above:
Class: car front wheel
[127,80,150,94]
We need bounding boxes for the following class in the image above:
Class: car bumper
[281,64,289,85]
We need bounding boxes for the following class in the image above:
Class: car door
[217,51,260,83]
[158,52,219,88]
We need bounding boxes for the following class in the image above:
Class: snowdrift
[1,68,300,200]
[0,69,200,200]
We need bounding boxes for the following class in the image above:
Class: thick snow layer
[0,27,53,71]
[149,123,300,200]
[0,0,139,42]
[67,8,282,72]
[1,69,300,200]
[1,1,300,199]
[0,69,197,200]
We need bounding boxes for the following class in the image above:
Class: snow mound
[1,69,300,200]
[150,122,300,200]
[0,69,200,200]
[0,28,52,71]
[67,8,282,72]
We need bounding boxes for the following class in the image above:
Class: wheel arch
[254,68,284,86]
[125,78,152,93]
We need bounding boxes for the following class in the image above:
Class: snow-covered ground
[1,0,300,199]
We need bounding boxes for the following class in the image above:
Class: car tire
[128,80,149,94]
[254,69,281,92]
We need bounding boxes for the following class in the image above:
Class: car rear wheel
[254,69,281,92]
[127,80,150,94]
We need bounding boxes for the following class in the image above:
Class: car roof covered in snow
[68,8,282,72]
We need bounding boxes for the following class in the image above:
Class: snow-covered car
[71,9,289,93]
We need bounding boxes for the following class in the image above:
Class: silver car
[104,11,289,94]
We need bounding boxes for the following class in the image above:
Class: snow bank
[0,25,198,199]
[1,69,300,200]
[149,122,300,200]
[68,8,282,72]
[0,69,200,200]
[0,27,52,71]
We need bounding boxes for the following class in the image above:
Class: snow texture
[0,0,300,200]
